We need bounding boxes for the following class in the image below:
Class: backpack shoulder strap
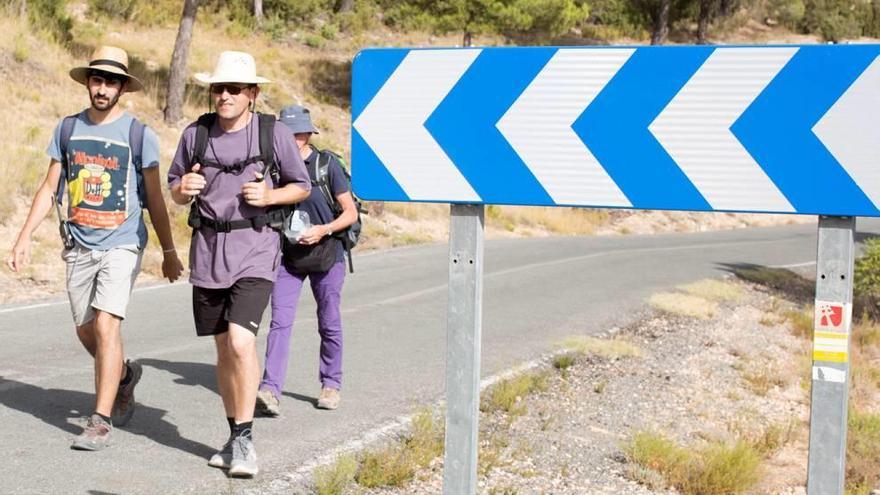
[128,118,147,207]
[56,114,79,204]
[191,113,215,171]
[257,113,277,182]
[313,149,338,212]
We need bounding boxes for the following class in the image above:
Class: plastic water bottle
[284,210,311,242]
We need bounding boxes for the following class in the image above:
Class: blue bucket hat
[279,104,319,134]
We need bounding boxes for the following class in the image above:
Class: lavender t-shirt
[168,116,310,288]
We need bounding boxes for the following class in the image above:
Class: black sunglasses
[210,84,251,95]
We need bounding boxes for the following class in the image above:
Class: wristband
[163,247,176,253]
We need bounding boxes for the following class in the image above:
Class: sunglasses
[210,84,251,95]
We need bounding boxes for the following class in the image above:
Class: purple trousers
[260,261,345,399]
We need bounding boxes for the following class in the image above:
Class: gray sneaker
[112,360,142,427]
[71,414,112,451]
[228,435,258,478]
[208,437,233,469]
[256,389,280,417]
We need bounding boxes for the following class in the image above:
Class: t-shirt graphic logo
[67,138,130,230]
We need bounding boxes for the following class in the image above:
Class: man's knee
[224,327,256,361]
[92,310,122,338]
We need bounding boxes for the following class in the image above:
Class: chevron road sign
[352,45,880,216]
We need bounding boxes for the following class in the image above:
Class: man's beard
[90,92,119,111]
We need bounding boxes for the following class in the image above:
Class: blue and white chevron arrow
[352,45,880,216]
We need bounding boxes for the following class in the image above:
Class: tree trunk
[719,0,736,17]
[164,0,199,125]
[651,0,670,45]
[254,0,263,24]
[336,0,354,13]
[697,0,713,44]
[463,31,473,47]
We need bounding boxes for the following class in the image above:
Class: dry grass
[738,361,789,397]
[558,335,644,359]
[480,371,549,417]
[783,306,814,339]
[677,279,745,302]
[624,432,762,495]
[353,408,444,488]
[314,454,357,495]
[649,292,718,319]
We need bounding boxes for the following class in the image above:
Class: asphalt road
[2,218,879,494]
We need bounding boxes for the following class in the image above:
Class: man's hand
[242,172,272,207]
[6,238,31,273]
[298,225,331,245]
[162,252,184,282]
[179,163,206,197]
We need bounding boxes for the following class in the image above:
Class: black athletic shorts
[192,277,273,336]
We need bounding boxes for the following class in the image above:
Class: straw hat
[69,45,143,92]
[194,51,271,85]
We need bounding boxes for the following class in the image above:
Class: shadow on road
[139,358,218,395]
[0,376,214,459]
[141,358,321,409]
[716,262,814,304]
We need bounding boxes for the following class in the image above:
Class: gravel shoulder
[353,278,813,495]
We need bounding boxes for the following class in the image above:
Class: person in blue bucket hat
[257,104,358,415]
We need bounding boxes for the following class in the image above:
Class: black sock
[227,417,235,435]
[94,412,112,424]
[232,421,253,440]
[119,362,132,386]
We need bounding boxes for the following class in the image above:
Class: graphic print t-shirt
[47,111,160,250]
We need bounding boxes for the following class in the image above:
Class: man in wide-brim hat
[7,45,183,451]
[168,50,311,478]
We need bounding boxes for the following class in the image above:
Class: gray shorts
[62,245,143,326]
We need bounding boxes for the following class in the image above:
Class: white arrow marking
[649,47,797,212]
[814,55,880,209]
[496,48,634,207]
[353,50,481,202]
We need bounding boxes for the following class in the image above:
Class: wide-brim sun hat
[69,45,144,92]
[279,104,320,134]
[194,51,271,85]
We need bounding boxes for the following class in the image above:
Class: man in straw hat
[168,50,310,477]
[6,45,184,451]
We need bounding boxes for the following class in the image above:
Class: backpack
[186,112,289,233]
[56,113,147,207]
[311,147,364,273]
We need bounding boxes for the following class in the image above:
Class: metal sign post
[807,215,855,494]
[443,204,484,495]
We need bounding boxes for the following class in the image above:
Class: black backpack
[311,147,364,273]
[186,112,289,232]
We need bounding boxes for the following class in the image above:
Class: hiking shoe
[317,387,340,410]
[208,437,233,469]
[256,389,280,417]
[112,359,143,427]
[228,435,258,478]
[71,414,112,451]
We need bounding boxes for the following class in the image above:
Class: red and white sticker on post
[812,301,852,363]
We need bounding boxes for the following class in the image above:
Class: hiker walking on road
[167,52,310,478]
[6,46,183,451]
[256,105,359,416]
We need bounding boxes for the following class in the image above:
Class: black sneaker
[112,360,142,427]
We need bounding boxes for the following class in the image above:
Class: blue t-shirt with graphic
[47,111,160,250]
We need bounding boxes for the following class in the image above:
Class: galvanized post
[807,215,856,495]
[443,204,484,495]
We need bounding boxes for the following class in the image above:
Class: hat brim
[194,73,272,85]
[280,119,319,134]
[70,66,144,92]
